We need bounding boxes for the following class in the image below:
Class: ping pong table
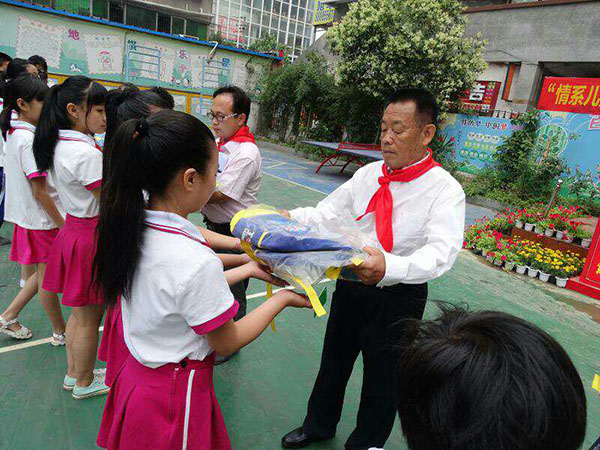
[303,141,383,174]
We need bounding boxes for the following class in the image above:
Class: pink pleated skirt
[98,300,129,387]
[9,224,59,265]
[43,214,103,307]
[97,354,231,450]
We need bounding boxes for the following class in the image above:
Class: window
[291,5,298,19]
[261,12,271,27]
[298,7,305,21]
[286,35,293,46]
[252,0,262,8]
[243,0,251,6]
[273,0,280,14]
[157,13,171,33]
[172,17,185,34]
[295,35,302,48]
[280,2,288,17]
[32,0,52,8]
[187,20,208,39]
[263,0,272,11]
[54,0,90,15]
[126,4,157,30]
[109,0,123,23]
[281,19,288,32]
[92,0,108,19]
[252,10,261,24]
[278,31,284,42]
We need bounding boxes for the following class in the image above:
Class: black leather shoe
[281,427,331,448]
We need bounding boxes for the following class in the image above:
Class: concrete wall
[146,0,213,18]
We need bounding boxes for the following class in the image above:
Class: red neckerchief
[217,126,256,152]
[356,149,441,252]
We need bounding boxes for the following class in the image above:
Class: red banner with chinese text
[538,77,600,114]
[459,81,501,112]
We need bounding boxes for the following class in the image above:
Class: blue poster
[438,114,516,174]
[535,111,599,176]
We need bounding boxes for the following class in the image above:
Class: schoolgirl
[33,75,109,399]
[0,74,65,344]
[94,110,310,449]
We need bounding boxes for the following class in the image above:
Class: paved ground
[0,144,598,449]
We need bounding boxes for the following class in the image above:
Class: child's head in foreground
[397,305,586,450]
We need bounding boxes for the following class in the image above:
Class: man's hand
[351,247,386,286]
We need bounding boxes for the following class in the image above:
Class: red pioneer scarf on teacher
[356,149,440,252]
[217,125,256,151]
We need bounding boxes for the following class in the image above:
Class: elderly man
[281,88,466,450]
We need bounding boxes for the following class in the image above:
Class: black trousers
[203,218,247,320]
[302,279,427,450]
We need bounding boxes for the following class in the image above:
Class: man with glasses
[202,85,262,364]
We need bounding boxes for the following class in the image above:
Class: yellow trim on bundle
[593,373,600,393]
[257,231,269,249]
[266,283,276,332]
[293,277,327,317]
[230,207,278,233]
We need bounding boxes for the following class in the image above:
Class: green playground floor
[0,171,599,449]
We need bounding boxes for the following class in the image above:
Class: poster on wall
[438,113,515,174]
[459,81,501,112]
[173,49,193,88]
[15,16,64,69]
[216,16,246,44]
[191,96,214,126]
[538,77,600,115]
[83,34,123,74]
[191,56,233,90]
[534,111,598,175]
[313,0,335,26]
[142,40,176,83]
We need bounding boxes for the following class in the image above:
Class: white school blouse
[290,161,466,287]
[202,139,262,224]
[4,120,64,229]
[121,210,238,368]
[51,130,103,218]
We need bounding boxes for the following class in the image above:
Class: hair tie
[134,117,149,140]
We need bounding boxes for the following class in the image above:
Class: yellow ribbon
[266,283,276,332]
[593,373,600,393]
[293,277,327,317]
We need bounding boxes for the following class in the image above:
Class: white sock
[19,279,25,288]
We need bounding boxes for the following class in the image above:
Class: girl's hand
[274,290,311,309]
[247,261,288,287]
[232,238,243,252]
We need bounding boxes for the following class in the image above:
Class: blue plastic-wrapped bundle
[231,205,365,317]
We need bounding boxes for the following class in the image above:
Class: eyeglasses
[207,112,238,124]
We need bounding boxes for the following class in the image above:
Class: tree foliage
[327,0,487,110]
[248,33,287,54]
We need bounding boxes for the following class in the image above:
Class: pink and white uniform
[97,210,238,450]
[4,119,64,264]
[42,130,103,306]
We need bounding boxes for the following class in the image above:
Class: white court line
[264,162,288,169]
[0,280,333,355]
[262,172,328,195]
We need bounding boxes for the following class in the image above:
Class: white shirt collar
[143,209,208,245]
[385,151,431,173]
[58,129,98,147]
[10,119,36,133]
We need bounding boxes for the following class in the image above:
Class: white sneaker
[72,374,110,399]
[63,368,106,391]
[51,332,66,347]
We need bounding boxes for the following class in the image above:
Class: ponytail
[0,58,35,101]
[0,74,48,140]
[93,110,215,306]
[33,75,107,171]
[94,118,147,306]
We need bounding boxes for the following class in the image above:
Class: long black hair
[32,76,107,172]
[0,74,48,140]
[93,110,216,306]
[104,87,174,147]
[0,58,36,100]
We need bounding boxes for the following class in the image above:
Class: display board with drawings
[0,4,271,96]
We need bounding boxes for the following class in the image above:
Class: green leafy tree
[327,0,487,109]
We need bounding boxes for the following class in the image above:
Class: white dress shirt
[202,139,262,224]
[290,160,466,287]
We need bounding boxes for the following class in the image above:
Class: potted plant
[502,251,516,272]
[574,227,593,248]
[475,232,496,257]
[552,266,573,288]
[538,259,552,282]
[528,255,542,278]
[514,251,528,274]
[563,232,574,244]
[534,222,544,234]
[524,222,535,232]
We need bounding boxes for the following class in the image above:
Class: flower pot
[556,231,564,240]
[504,262,515,272]
[516,265,527,275]
[582,238,592,248]
[515,220,524,229]
[556,277,568,288]
[539,272,551,282]
[472,246,482,255]
[563,236,574,244]
[493,259,503,267]
[524,223,535,232]
[481,250,488,257]
[486,255,495,263]
[574,237,582,246]
[534,225,543,234]
[544,228,554,237]
[527,267,539,278]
